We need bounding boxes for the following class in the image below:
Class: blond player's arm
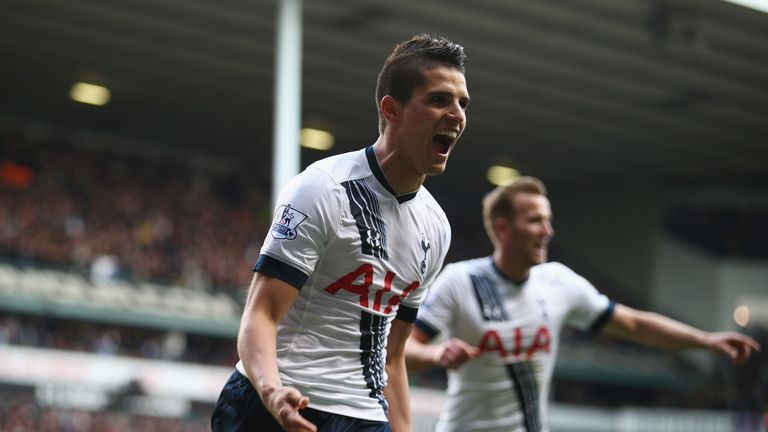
[406,326,480,371]
[604,304,760,364]
[237,272,317,432]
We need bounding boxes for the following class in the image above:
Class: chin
[425,164,447,176]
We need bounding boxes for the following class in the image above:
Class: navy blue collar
[490,256,529,285]
[365,146,418,204]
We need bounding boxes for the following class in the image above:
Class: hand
[434,338,481,369]
[262,386,317,432]
[706,332,760,364]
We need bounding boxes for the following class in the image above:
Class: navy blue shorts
[211,370,391,432]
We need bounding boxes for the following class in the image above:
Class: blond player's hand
[263,386,317,432]
[434,338,481,369]
[706,332,760,364]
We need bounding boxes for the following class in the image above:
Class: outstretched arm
[405,326,480,371]
[603,304,760,364]
[238,272,317,432]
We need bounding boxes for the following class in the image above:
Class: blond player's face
[507,193,555,266]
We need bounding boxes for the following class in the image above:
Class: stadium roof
[2,0,767,195]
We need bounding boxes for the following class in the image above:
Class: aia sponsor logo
[325,264,419,314]
[478,326,551,361]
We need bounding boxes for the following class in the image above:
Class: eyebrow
[428,90,471,104]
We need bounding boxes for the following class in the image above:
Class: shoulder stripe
[470,274,508,321]
[343,179,389,260]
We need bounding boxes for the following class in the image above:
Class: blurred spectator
[0,396,210,432]
[90,254,121,284]
[0,313,237,367]
[93,330,121,355]
[0,127,271,294]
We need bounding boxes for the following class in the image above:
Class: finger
[278,405,317,432]
[285,388,308,408]
[467,346,482,358]
[450,340,479,357]
[738,344,755,361]
[747,338,761,351]
[729,345,749,363]
[284,412,318,432]
[727,348,738,361]
[445,353,470,369]
[298,396,310,410]
[733,334,760,350]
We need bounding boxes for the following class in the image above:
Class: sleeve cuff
[588,300,616,333]
[253,254,308,290]
[414,318,439,341]
[395,305,419,323]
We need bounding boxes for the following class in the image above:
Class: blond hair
[481,176,547,246]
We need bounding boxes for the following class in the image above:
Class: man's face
[506,193,555,267]
[394,65,469,177]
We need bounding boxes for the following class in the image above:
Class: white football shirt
[236,146,451,422]
[416,257,614,432]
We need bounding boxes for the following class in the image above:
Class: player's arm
[603,304,760,364]
[405,326,480,370]
[385,318,415,432]
[237,272,317,432]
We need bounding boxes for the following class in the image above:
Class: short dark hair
[375,34,467,133]
[482,176,548,246]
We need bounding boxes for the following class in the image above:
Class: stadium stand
[1,125,765,431]
[0,126,270,296]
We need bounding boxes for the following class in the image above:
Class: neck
[372,137,426,195]
[492,249,531,282]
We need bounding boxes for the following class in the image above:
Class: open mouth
[433,130,458,155]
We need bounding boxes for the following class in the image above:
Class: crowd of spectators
[0,393,210,432]
[0,313,237,366]
[0,126,270,295]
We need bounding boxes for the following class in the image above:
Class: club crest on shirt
[419,232,431,275]
[271,204,307,240]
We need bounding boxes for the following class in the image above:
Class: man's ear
[380,95,400,125]
[493,217,509,242]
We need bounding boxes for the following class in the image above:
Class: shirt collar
[365,146,418,204]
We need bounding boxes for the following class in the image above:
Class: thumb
[718,342,738,360]
[297,395,310,410]
[468,346,482,358]
[285,388,310,409]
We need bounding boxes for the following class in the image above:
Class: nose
[446,100,466,125]
[544,221,555,238]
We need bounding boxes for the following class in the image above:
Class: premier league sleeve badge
[270,204,308,240]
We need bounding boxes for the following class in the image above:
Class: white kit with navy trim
[236,146,451,422]
[415,257,615,432]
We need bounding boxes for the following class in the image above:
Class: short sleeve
[556,263,613,331]
[259,167,342,280]
[414,263,464,340]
